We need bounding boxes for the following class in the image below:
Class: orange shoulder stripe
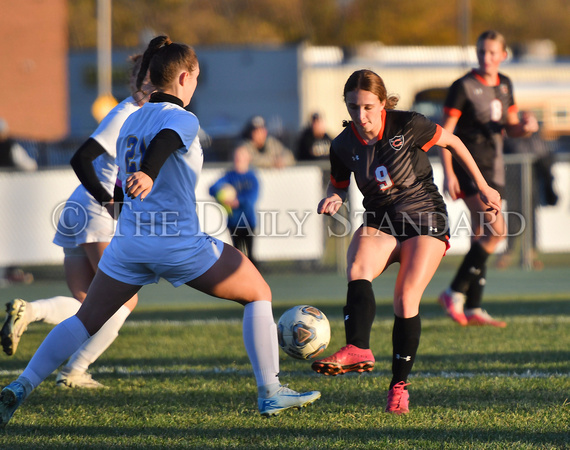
[330,174,350,189]
[421,124,443,152]
[443,106,462,118]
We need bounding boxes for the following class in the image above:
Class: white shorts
[53,185,115,248]
[98,234,225,287]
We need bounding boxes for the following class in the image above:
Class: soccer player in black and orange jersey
[438,30,539,328]
[310,69,501,414]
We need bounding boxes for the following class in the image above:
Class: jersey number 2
[375,165,394,191]
[124,135,147,175]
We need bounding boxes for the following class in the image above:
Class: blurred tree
[68,0,570,55]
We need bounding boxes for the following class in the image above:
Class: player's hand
[443,173,461,201]
[479,185,502,215]
[317,195,343,216]
[126,171,154,201]
[521,112,539,134]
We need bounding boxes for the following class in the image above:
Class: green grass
[0,271,569,449]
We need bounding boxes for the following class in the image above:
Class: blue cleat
[258,385,321,417]
[0,381,27,428]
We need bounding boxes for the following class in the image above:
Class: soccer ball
[216,183,237,204]
[277,305,330,360]
[215,183,237,213]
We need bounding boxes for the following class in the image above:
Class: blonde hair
[476,30,507,51]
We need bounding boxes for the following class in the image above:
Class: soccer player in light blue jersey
[0,35,320,427]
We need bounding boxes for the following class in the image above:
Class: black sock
[450,242,490,294]
[390,314,421,389]
[465,262,486,309]
[343,280,376,349]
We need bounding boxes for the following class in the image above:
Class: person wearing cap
[296,112,332,161]
[0,119,37,171]
[240,115,295,168]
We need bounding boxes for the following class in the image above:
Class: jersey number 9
[375,165,394,191]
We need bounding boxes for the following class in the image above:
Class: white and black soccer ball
[277,305,330,360]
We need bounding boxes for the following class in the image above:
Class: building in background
[1,4,569,156]
[0,0,68,141]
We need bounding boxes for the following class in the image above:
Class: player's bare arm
[439,114,462,199]
[505,110,539,138]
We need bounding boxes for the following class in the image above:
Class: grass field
[0,265,569,449]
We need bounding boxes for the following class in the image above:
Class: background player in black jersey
[310,69,501,414]
[438,30,539,328]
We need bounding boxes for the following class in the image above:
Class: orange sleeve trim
[330,174,350,189]
[421,124,443,152]
[508,104,518,114]
[443,106,462,118]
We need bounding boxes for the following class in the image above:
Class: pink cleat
[385,381,410,415]
[438,289,468,326]
[465,308,507,328]
[311,344,374,376]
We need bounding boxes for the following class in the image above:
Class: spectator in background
[240,115,295,168]
[296,112,332,161]
[210,145,260,266]
[0,119,37,172]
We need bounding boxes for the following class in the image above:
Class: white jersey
[90,96,140,194]
[111,100,207,264]
[53,96,140,248]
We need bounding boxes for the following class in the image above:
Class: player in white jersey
[0,36,320,427]
[0,53,154,389]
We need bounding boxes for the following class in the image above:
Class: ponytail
[136,35,171,90]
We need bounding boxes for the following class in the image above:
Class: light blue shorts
[98,234,225,287]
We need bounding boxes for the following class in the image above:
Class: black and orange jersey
[330,109,447,227]
[444,70,517,187]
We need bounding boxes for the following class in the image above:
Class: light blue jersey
[100,99,223,286]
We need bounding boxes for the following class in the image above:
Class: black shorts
[452,159,505,198]
[361,211,450,248]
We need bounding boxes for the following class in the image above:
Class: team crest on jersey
[389,135,405,151]
[500,84,509,95]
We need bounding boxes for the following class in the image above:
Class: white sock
[64,305,131,374]
[28,296,81,325]
[242,301,281,397]
[20,316,90,389]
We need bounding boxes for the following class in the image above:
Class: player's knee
[393,290,421,318]
[72,291,87,303]
[124,295,138,311]
[252,280,272,301]
[347,260,371,281]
